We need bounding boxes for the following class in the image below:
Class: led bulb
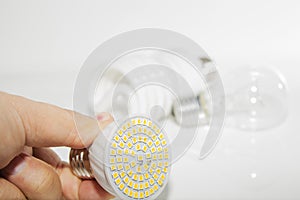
[70,117,171,200]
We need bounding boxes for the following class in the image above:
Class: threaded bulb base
[69,148,94,179]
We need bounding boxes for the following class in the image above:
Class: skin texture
[0,92,115,200]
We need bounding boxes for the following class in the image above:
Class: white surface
[1,0,300,199]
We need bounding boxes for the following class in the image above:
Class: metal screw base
[69,148,94,179]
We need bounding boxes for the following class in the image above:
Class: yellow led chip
[114,135,120,142]
[131,119,136,125]
[128,170,133,177]
[110,158,115,164]
[124,176,129,183]
[130,161,136,168]
[117,157,122,163]
[151,163,156,169]
[153,173,159,180]
[157,146,162,152]
[113,172,118,179]
[149,168,154,174]
[130,150,135,157]
[152,154,157,160]
[160,174,165,180]
[136,144,141,151]
[110,149,116,155]
[137,166,142,173]
[110,165,116,171]
[145,190,150,197]
[127,142,133,149]
[139,175,144,181]
[124,187,129,195]
[159,133,164,139]
[161,139,167,146]
[143,119,147,125]
[115,178,121,185]
[163,167,168,173]
[123,157,129,163]
[137,119,141,124]
[139,183,144,189]
[158,162,163,167]
[133,174,138,181]
[132,128,137,134]
[134,191,138,198]
[158,154,163,160]
[156,169,161,174]
[124,148,129,154]
[133,182,138,189]
[119,183,125,190]
[146,153,151,159]
[156,128,161,134]
[143,164,149,171]
[111,142,117,148]
[128,181,133,188]
[144,181,149,188]
[155,140,160,146]
[119,141,125,148]
[144,173,150,179]
[151,147,156,153]
[117,149,122,155]
[120,171,126,178]
[153,184,159,191]
[123,135,128,142]
[142,145,148,152]
[132,137,137,144]
[129,189,133,197]
[147,131,153,137]
[139,191,144,198]
[138,155,143,161]
[152,135,157,140]
[149,188,154,194]
[147,140,153,147]
[117,164,123,170]
[125,164,130,171]
[164,154,169,159]
[118,130,123,136]
[127,131,132,137]
[149,178,155,185]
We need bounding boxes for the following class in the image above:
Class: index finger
[0,92,113,169]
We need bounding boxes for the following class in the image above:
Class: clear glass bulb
[213,65,290,191]
[224,66,288,131]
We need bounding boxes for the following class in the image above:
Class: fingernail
[97,112,111,122]
[2,153,27,176]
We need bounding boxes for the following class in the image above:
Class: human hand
[0,92,114,200]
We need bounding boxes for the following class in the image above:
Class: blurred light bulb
[172,66,288,131]
[70,117,171,200]
[224,66,288,131]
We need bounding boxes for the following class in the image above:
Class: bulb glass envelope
[73,28,225,163]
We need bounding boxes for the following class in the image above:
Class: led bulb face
[106,117,170,199]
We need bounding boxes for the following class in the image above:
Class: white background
[0,0,300,199]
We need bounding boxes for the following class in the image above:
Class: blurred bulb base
[69,148,94,179]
